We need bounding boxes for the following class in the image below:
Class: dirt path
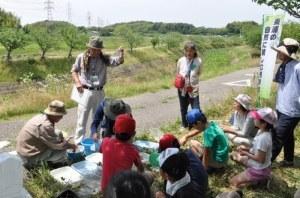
[0,67,257,151]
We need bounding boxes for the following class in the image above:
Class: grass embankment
[0,45,257,120]
[25,87,299,198]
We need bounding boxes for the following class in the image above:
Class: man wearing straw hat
[71,36,124,144]
[16,100,76,168]
[271,38,300,167]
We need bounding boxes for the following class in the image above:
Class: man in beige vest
[16,100,76,168]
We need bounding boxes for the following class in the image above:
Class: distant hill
[25,20,76,34]
[0,8,21,28]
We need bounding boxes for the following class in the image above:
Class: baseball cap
[158,148,179,167]
[251,107,277,125]
[158,134,179,153]
[114,114,136,136]
[186,109,204,125]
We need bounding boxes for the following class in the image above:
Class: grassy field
[0,45,258,120]
[24,87,300,198]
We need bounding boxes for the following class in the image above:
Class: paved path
[0,67,257,151]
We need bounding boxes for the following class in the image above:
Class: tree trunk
[6,50,11,62]
[40,50,46,60]
[68,48,73,58]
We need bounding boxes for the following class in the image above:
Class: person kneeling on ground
[155,148,202,198]
[104,170,152,198]
[16,100,76,169]
[180,109,229,174]
[100,113,153,191]
[230,107,276,188]
[221,94,257,147]
[159,133,208,197]
[91,98,131,139]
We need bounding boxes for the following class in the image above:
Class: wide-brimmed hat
[271,38,299,60]
[234,94,252,110]
[86,36,104,49]
[44,100,67,116]
[251,107,277,125]
[104,99,131,120]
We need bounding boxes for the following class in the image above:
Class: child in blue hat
[179,109,229,174]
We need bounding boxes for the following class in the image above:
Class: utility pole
[44,0,54,21]
[87,11,92,27]
[67,1,72,23]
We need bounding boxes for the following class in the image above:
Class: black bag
[56,189,79,198]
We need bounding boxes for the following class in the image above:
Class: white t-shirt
[177,56,202,97]
[247,130,272,169]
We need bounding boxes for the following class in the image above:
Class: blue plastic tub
[67,145,84,162]
[81,138,100,156]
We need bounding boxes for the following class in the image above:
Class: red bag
[174,74,185,89]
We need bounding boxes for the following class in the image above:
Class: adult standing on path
[175,41,202,130]
[271,38,300,166]
[71,36,124,144]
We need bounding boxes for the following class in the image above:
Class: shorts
[245,167,271,182]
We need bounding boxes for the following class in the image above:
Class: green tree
[61,27,87,58]
[114,26,142,52]
[282,22,300,41]
[253,0,300,18]
[0,8,21,28]
[150,35,160,48]
[243,25,262,49]
[31,29,56,60]
[164,32,183,50]
[0,28,26,61]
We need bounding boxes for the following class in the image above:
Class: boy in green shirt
[180,109,229,173]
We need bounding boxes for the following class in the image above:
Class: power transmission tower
[44,0,54,21]
[67,1,72,22]
[87,11,92,27]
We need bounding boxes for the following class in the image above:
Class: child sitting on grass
[230,107,277,188]
[100,114,145,191]
[155,148,202,198]
[180,109,229,174]
[158,133,208,196]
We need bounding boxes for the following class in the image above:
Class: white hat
[251,107,277,125]
[158,148,179,167]
[272,38,299,60]
[234,94,252,110]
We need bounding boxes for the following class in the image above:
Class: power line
[44,0,54,21]
[67,1,72,22]
[87,11,91,27]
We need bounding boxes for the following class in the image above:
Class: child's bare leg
[230,171,252,188]
[190,140,203,158]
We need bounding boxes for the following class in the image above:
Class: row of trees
[0,26,87,61]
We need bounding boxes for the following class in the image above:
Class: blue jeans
[271,111,300,162]
[178,90,201,128]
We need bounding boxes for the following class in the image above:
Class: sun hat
[251,107,277,125]
[114,114,136,136]
[186,109,204,125]
[104,99,131,120]
[271,38,299,60]
[86,36,104,49]
[234,94,252,110]
[44,100,67,116]
[158,134,179,153]
[158,148,179,167]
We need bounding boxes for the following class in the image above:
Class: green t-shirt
[203,121,229,163]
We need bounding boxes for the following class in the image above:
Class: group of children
[98,92,278,198]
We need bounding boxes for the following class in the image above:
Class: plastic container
[81,138,100,156]
[66,145,84,162]
[149,151,159,168]
[50,166,83,186]
[133,140,159,153]
[71,161,101,179]
[85,153,103,165]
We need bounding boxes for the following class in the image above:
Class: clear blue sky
[0,0,296,27]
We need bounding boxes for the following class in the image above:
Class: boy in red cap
[159,134,208,197]
[100,113,144,191]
